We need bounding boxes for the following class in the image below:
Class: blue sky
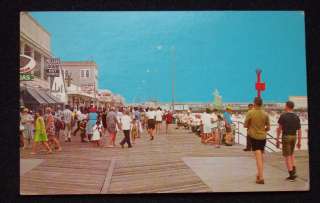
[30,11,307,103]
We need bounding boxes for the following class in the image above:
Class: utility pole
[171,46,176,111]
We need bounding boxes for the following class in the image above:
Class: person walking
[120,110,132,148]
[155,107,163,135]
[165,110,173,135]
[223,106,234,146]
[243,104,254,151]
[106,107,120,147]
[21,108,34,149]
[244,97,270,184]
[30,109,52,155]
[45,107,62,151]
[276,101,302,181]
[86,105,98,141]
[146,107,156,140]
[62,105,73,142]
[134,107,142,138]
[131,118,139,144]
[91,120,103,147]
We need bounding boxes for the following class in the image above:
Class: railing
[233,121,308,153]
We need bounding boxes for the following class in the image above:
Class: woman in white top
[146,107,156,140]
[119,110,133,148]
[155,107,163,135]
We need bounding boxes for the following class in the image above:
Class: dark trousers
[246,134,252,150]
[73,121,81,135]
[120,130,132,147]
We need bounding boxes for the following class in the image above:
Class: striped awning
[26,87,61,104]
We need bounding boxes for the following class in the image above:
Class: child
[131,119,139,144]
[91,121,102,147]
[79,118,88,142]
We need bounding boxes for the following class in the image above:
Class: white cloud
[146,69,150,73]
[156,45,163,50]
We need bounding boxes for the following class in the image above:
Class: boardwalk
[20,124,309,194]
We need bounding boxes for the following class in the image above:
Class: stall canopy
[22,87,62,105]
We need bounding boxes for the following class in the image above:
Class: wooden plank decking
[20,124,309,194]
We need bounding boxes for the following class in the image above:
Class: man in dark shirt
[276,101,302,181]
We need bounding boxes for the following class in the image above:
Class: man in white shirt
[119,110,132,148]
[146,107,156,140]
[155,107,163,135]
[201,108,213,143]
[62,105,73,142]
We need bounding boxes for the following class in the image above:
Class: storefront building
[20,12,65,111]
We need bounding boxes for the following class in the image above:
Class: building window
[80,69,89,78]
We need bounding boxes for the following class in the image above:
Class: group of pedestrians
[19,104,172,153]
[244,97,302,184]
[20,107,62,155]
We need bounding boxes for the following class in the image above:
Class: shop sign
[20,73,34,81]
[20,54,36,74]
[46,58,60,77]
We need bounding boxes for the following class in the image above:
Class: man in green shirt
[244,97,270,184]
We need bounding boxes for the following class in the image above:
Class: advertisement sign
[20,54,36,80]
[81,84,95,94]
[20,73,34,81]
[46,58,60,77]
[20,54,36,74]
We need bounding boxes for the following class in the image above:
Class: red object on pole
[255,69,266,98]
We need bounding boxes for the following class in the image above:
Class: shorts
[251,137,266,151]
[282,135,297,157]
[156,120,162,124]
[147,119,156,129]
[65,123,72,131]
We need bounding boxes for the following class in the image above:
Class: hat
[23,108,29,112]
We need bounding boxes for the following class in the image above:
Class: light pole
[171,46,176,111]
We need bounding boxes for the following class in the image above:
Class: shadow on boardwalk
[20,124,309,194]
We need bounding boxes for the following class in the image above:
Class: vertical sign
[46,58,60,77]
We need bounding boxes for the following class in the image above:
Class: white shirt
[62,109,72,124]
[210,113,218,128]
[146,111,156,119]
[121,115,132,130]
[155,110,163,121]
[201,112,212,126]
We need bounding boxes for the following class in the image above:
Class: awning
[25,87,61,104]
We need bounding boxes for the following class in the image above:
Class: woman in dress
[45,107,62,151]
[86,105,98,141]
[30,109,52,155]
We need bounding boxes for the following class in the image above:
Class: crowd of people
[20,98,305,185]
[19,105,178,154]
